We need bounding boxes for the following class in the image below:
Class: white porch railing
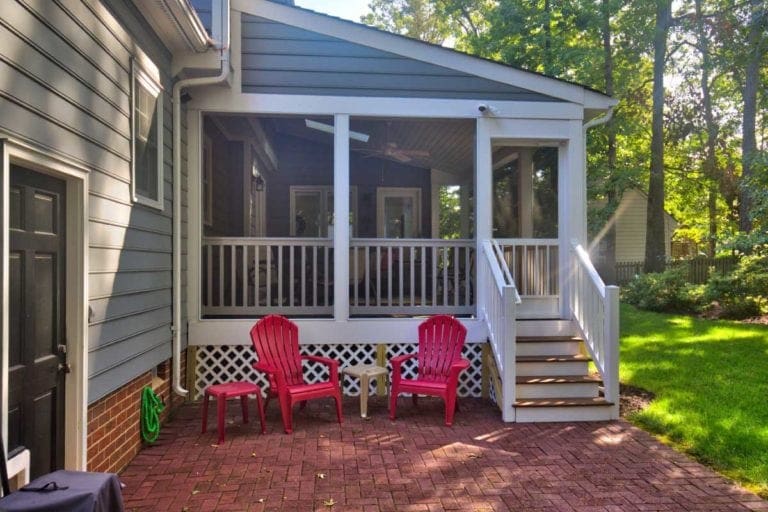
[495,239,558,296]
[202,237,334,316]
[570,240,620,417]
[349,239,475,316]
[479,239,521,422]
[201,237,475,317]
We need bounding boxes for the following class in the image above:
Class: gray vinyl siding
[0,0,186,403]
[241,14,563,101]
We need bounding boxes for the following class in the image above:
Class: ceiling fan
[355,122,430,163]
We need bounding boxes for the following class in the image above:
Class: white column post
[188,110,202,324]
[604,285,620,419]
[333,114,350,321]
[475,118,492,318]
[519,149,533,238]
[559,120,585,318]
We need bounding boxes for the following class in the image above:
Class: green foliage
[704,253,768,318]
[621,266,704,313]
[438,185,461,239]
[620,304,768,497]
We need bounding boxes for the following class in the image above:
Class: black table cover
[0,470,124,512]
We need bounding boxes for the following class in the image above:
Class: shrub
[704,253,768,319]
[622,266,705,314]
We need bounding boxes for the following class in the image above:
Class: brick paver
[120,397,766,511]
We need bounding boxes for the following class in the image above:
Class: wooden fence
[615,255,740,285]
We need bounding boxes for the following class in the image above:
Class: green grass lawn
[620,303,768,496]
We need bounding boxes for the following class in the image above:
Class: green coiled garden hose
[140,386,165,443]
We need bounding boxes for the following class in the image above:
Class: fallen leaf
[323,497,336,507]
[257,498,265,503]
[251,452,257,457]
[210,444,218,448]
[468,453,483,459]
[191,490,200,495]
[316,473,327,479]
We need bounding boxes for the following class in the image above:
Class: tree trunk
[645,0,672,273]
[543,0,553,75]
[739,0,764,232]
[695,0,720,256]
[601,0,618,284]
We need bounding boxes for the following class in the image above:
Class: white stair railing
[570,240,620,418]
[479,240,521,422]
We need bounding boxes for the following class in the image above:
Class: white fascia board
[188,90,584,120]
[190,318,490,345]
[233,0,599,105]
[584,90,619,110]
[132,0,210,53]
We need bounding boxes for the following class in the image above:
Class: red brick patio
[120,397,767,511]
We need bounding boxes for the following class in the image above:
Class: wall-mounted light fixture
[254,174,265,192]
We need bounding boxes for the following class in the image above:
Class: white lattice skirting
[194,343,485,400]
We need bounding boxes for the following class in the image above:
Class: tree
[361,0,455,44]
[739,0,767,232]
[644,0,672,273]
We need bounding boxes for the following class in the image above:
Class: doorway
[8,166,68,478]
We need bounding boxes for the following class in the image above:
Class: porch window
[376,187,421,238]
[131,60,163,210]
[289,186,358,237]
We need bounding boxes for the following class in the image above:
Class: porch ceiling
[211,114,475,179]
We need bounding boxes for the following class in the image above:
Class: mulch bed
[619,383,655,417]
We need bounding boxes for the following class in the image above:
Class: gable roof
[234,0,616,109]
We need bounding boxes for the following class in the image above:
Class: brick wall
[86,352,187,473]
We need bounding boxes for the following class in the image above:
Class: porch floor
[120,397,765,511]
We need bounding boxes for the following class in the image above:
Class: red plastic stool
[201,382,266,443]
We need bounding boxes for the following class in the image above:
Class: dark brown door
[8,166,67,478]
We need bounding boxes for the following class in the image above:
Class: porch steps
[514,335,614,422]
[515,375,601,399]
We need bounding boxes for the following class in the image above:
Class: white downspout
[583,107,614,131]
[171,0,230,396]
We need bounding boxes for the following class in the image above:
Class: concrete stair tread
[516,354,592,363]
[516,375,602,385]
[514,397,614,407]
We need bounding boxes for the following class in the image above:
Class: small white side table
[341,364,389,418]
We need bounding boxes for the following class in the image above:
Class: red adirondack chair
[250,315,343,433]
[389,315,469,426]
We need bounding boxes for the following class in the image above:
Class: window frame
[131,60,164,210]
[289,185,358,238]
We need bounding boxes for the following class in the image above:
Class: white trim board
[0,138,89,473]
[232,0,615,108]
[189,93,585,120]
[189,318,489,345]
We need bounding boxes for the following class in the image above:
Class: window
[132,61,163,209]
[290,186,357,237]
[376,187,421,238]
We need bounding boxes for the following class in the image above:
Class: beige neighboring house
[591,188,678,267]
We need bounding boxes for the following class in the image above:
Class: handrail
[570,239,620,419]
[491,240,516,291]
[480,240,519,422]
[572,241,606,296]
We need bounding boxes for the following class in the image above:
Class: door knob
[58,362,72,374]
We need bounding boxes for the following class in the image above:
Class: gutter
[171,0,231,396]
[582,107,614,131]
